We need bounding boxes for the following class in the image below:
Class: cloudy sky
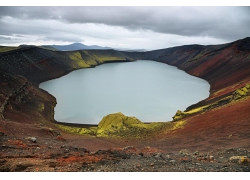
[0,6,249,50]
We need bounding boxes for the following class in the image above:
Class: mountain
[1,38,249,90]
[46,42,111,51]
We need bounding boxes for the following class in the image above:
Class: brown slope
[140,37,250,93]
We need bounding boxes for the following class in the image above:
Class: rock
[94,150,107,155]
[79,147,89,153]
[180,157,191,163]
[14,162,33,171]
[163,154,170,159]
[0,159,7,165]
[169,160,176,164]
[27,137,37,143]
[56,136,66,141]
[229,156,250,164]
[0,131,5,137]
[154,153,163,158]
[139,152,144,157]
[238,156,249,164]
[209,155,214,161]
[123,146,134,151]
[111,150,130,159]
[65,148,70,152]
[48,161,56,168]
[179,149,190,156]
[193,151,199,155]
[122,146,137,153]
[136,163,141,168]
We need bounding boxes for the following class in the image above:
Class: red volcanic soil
[153,97,250,152]
[1,96,249,171]
[190,45,234,77]
[2,96,249,153]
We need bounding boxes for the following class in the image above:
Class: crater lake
[39,60,210,124]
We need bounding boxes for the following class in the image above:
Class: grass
[0,46,18,53]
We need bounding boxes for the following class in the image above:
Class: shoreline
[39,59,211,126]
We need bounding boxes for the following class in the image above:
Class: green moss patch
[69,52,91,68]
[96,112,167,138]
[68,50,134,69]
[173,83,250,121]
[56,112,180,138]
[57,124,97,136]
[233,84,249,100]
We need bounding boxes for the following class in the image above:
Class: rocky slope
[0,46,134,85]
[0,37,249,171]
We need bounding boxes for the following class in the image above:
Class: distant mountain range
[17,43,146,52]
[43,43,112,51]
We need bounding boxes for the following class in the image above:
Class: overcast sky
[0,6,249,50]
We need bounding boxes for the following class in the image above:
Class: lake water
[39,60,210,124]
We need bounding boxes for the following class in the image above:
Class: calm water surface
[39,60,210,124]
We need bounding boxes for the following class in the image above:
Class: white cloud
[0,16,229,50]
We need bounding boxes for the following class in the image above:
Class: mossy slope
[173,83,250,121]
[68,50,133,69]
[96,112,166,137]
[0,46,19,53]
[57,112,186,138]
[57,124,97,136]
